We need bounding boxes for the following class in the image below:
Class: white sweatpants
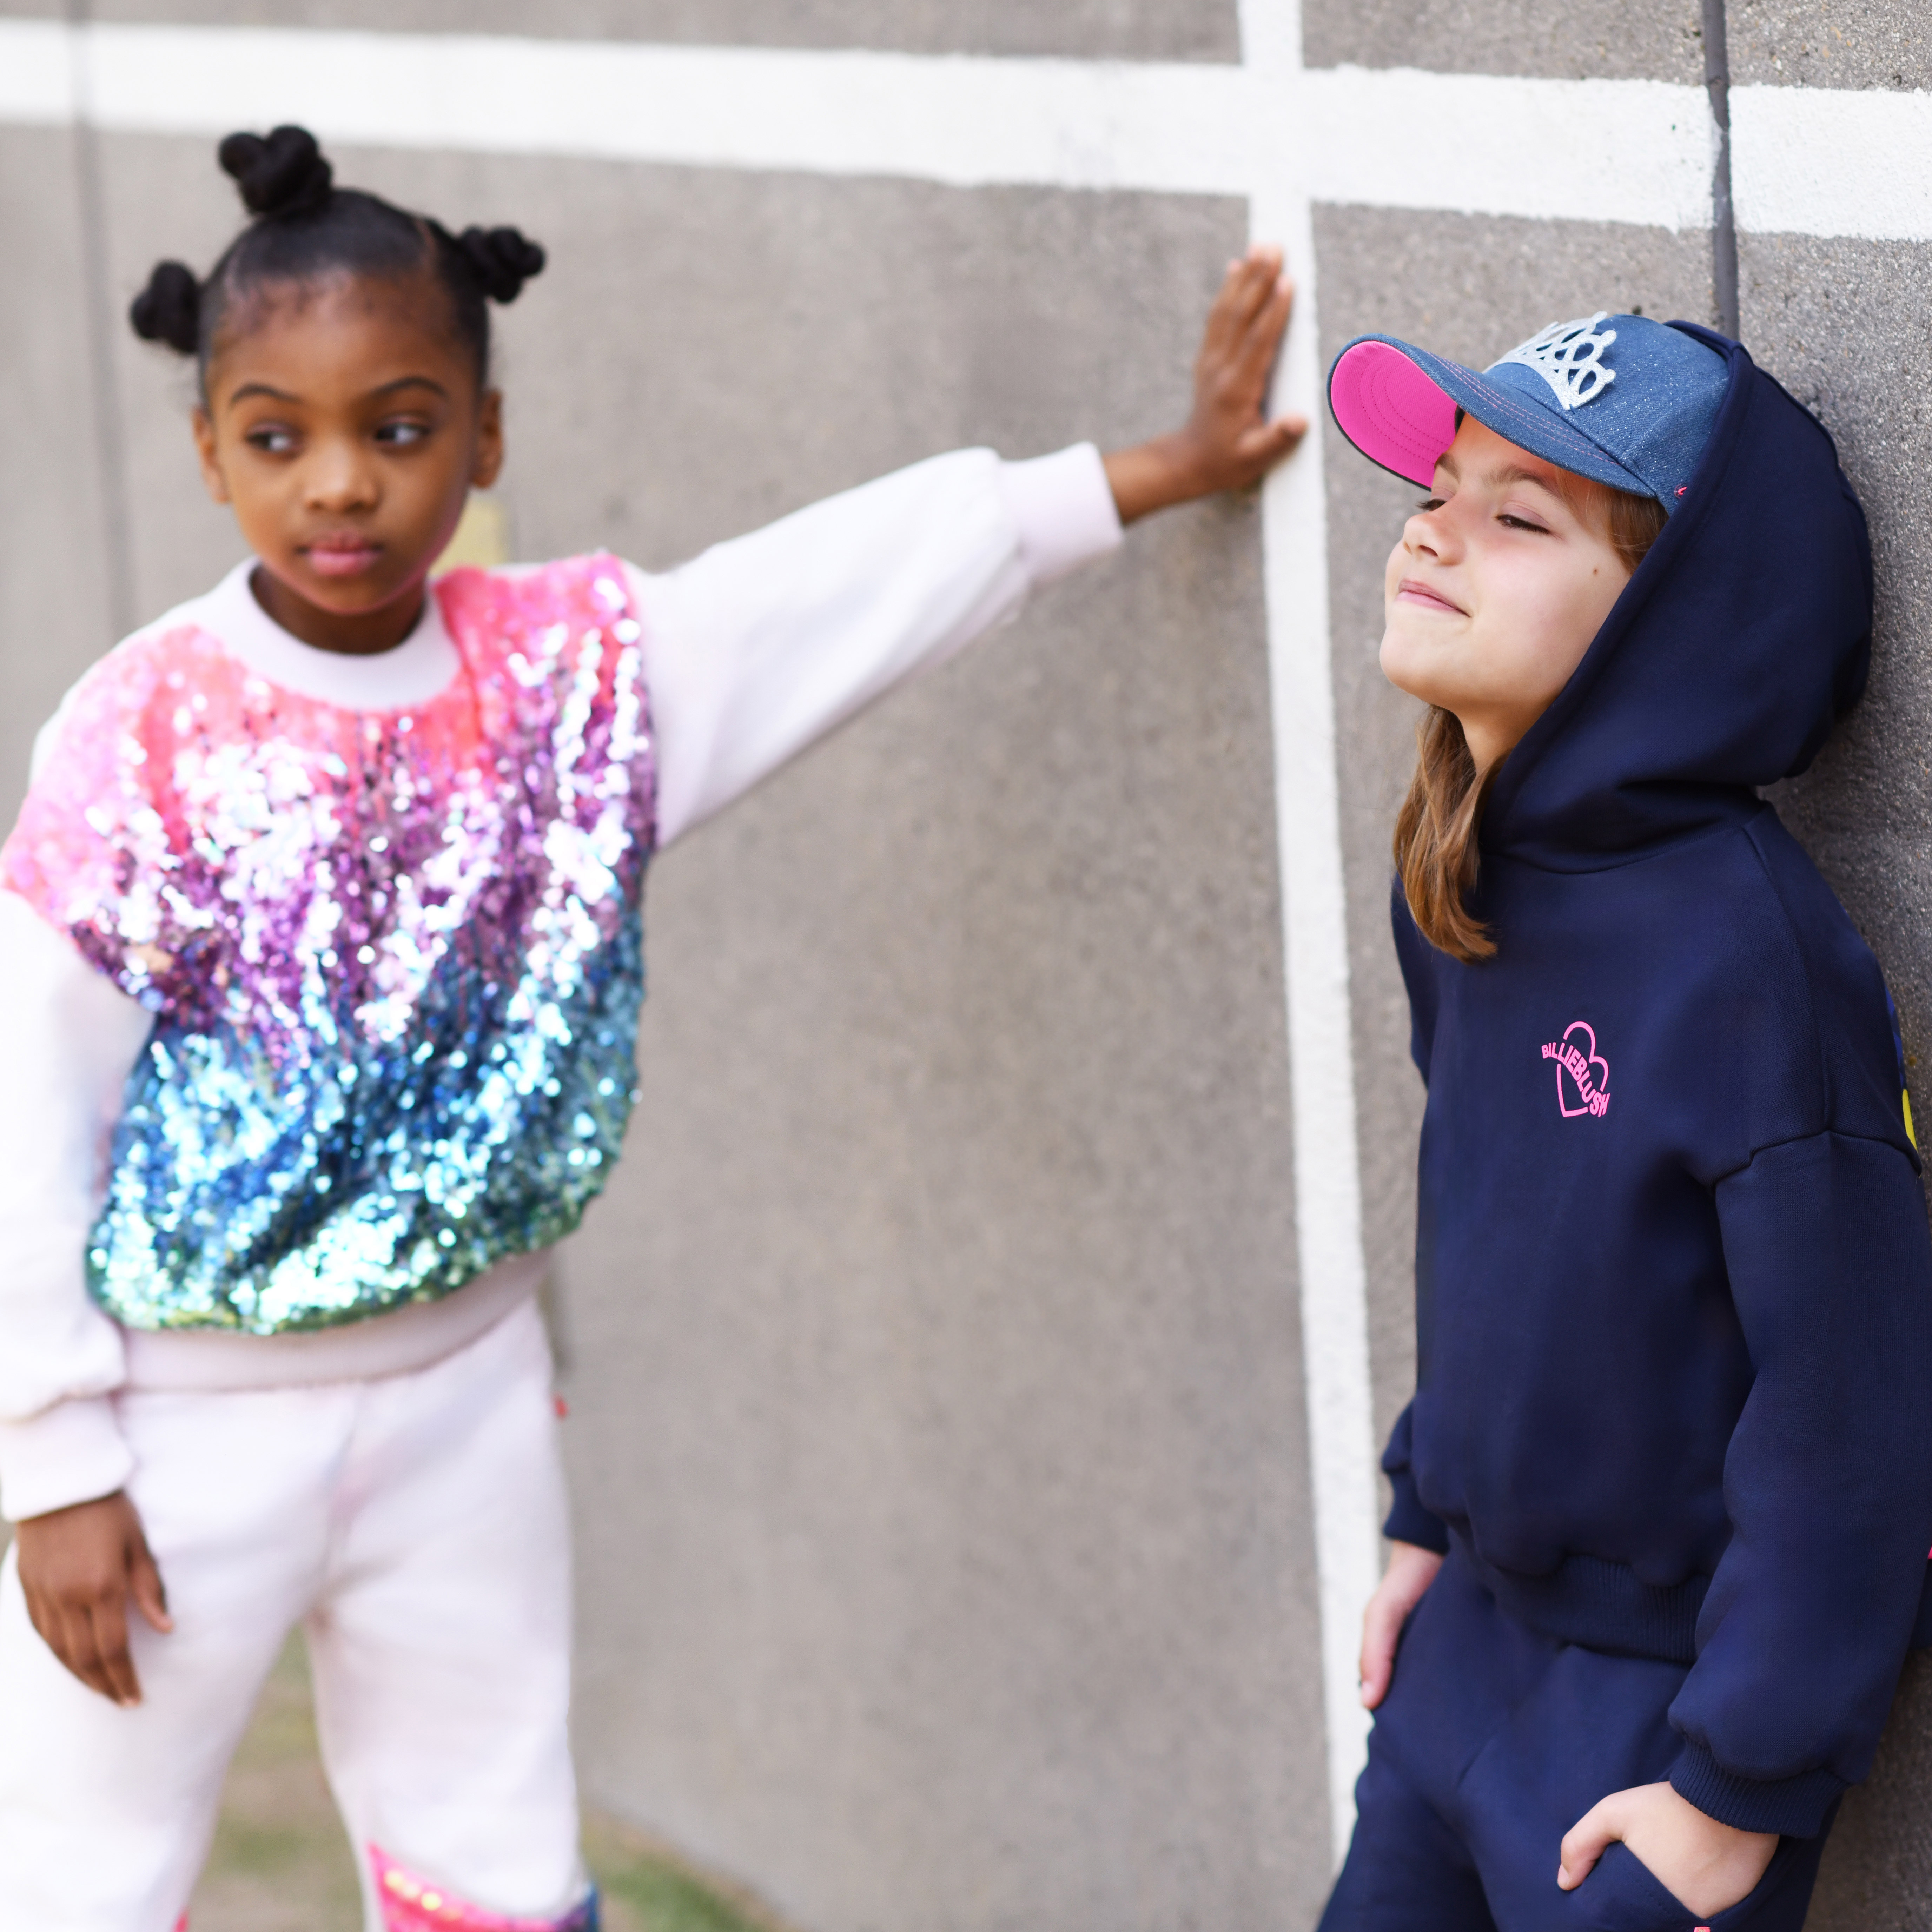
[0,1301,585,1931]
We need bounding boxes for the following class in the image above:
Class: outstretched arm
[1103,244,1307,525]
[637,243,1309,845]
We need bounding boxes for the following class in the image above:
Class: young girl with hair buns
[1321,311,1932,1929]
[0,126,1304,1929]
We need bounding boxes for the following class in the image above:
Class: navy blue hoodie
[1384,327,1932,1839]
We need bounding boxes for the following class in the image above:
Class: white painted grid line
[1732,83,1932,243]
[3,20,1931,238]
[0,21,1259,194]
[0,18,73,127]
[1242,0,1383,1862]
[1301,68,1715,232]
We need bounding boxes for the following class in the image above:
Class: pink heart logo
[1541,1019,1612,1119]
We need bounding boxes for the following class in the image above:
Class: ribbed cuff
[0,1395,134,1522]
[1670,1741,1846,1839]
[1383,1468,1450,1554]
[999,444,1123,586]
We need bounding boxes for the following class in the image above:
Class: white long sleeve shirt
[0,443,1121,1520]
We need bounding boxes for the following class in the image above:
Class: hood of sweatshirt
[1481,326,1873,871]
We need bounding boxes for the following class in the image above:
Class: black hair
[128,126,545,391]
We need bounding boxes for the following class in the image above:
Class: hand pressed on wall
[1102,243,1308,524]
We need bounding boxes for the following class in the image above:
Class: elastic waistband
[1451,1530,1708,1665]
[120,1250,548,1393]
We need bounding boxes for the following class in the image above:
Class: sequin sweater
[0,445,1121,1520]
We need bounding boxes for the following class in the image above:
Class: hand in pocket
[1559,1781,1776,1919]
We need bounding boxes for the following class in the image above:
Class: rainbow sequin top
[0,557,654,1334]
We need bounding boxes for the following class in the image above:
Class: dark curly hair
[129,125,545,392]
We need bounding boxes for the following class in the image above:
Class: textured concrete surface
[1311,203,1718,1475]
[1747,233,1932,1142]
[62,127,1328,1932]
[1808,1651,1932,1930]
[0,126,117,828]
[90,134,249,654]
[1808,1646,1932,1932]
[73,0,1243,60]
[1730,0,1932,88]
[566,495,1321,1932]
[1302,0,1705,82]
[523,167,1326,1932]
[1738,229,1932,1926]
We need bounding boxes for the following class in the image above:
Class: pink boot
[370,1846,599,1932]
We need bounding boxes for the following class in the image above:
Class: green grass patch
[190,1637,783,1932]
[587,1816,784,1932]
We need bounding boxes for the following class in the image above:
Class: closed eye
[1418,496,1446,512]
[1498,514,1551,532]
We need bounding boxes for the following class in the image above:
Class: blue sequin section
[91,915,643,1331]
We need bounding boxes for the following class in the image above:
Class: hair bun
[129,259,201,355]
[456,225,547,304]
[219,125,333,219]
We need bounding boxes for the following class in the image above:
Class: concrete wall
[1735,212,1932,1932]
[0,123,116,814]
[4,3,1932,1928]
[85,0,1243,59]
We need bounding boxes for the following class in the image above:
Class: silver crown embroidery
[1495,313,1617,411]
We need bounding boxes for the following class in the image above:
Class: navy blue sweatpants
[1318,1552,1835,1932]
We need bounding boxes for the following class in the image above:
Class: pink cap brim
[1330,340,1459,486]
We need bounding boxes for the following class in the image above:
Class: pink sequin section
[371,1846,597,1932]
[7,559,649,1041]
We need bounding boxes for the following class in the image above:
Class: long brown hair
[1394,481,1668,962]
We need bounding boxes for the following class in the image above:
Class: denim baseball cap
[1328,313,1729,514]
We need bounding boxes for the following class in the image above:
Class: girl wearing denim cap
[1322,312,1932,1928]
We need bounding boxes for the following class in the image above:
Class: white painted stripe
[1242,0,1381,1866]
[0,19,75,126]
[1256,226,1381,1874]
[0,18,1917,240]
[0,22,1712,228]
[1733,82,1932,242]
[1298,67,1716,233]
[2,21,1259,195]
